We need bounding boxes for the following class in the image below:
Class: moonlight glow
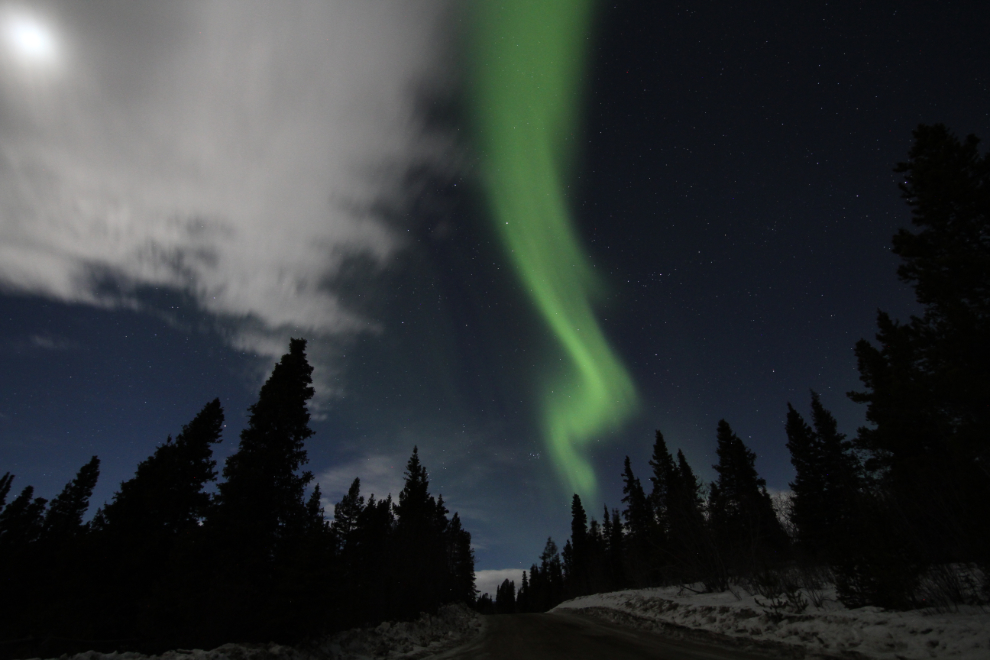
[2,9,59,67]
[469,0,639,502]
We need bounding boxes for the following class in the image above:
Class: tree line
[490,124,989,614]
[0,339,475,659]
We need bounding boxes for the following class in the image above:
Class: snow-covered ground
[555,585,990,659]
[24,604,483,660]
[321,603,482,659]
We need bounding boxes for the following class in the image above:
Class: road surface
[436,611,781,659]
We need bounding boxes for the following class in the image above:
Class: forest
[482,123,990,616]
[0,339,475,658]
[1,123,987,655]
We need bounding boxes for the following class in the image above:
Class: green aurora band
[468,0,639,501]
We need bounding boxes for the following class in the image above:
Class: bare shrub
[914,563,987,612]
[800,565,832,609]
[748,568,808,621]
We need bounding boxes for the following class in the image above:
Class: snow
[23,604,483,660]
[321,603,483,659]
[554,585,990,659]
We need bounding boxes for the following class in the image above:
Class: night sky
[1,0,987,582]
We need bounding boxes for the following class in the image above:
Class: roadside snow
[24,604,483,660]
[554,586,990,659]
[320,603,483,659]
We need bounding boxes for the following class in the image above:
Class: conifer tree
[342,493,395,626]
[786,401,826,557]
[304,484,327,533]
[101,400,223,539]
[11,457,101,645]
[648,431,678,541]
[0,472,11,512]
[648,430,685,581]
[43,456,100,540]
[674,450,705,514]
[494,579,516,614]
[0,484,46,550]
[215,339,315,544]
[517,570,530,612]
[445,512,476,604]
[207,338,316,644]
[787,393,862,565]
[708,420,787,574]
[0,484,47,642]
[538,537,563,609]
[525,563,542,611]
[850,124,990,567]
[93,400,224,644]
[602,506,625,589]
[331,477,365,552]
[566,494,589,595]
[394,446,446,618]
[475,593,495,615]
[666,449,710,583]
[620,456,654,585]
[271,483,334,640]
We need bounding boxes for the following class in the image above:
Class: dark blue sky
[1,0,987,573]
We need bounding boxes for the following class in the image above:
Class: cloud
[29,333,76,350]
[474,569,526,599]
[318,453,407,505]
[0,0,455,392]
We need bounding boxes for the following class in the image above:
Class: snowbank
[320,603,483,659]
[554,587,990,659]
[24,604,483,660]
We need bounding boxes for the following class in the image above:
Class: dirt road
[436,611,779,659]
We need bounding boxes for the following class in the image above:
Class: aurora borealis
[468,0,638,501]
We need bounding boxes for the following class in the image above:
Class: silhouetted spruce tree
[269,484,335,640]
[786,393,862,566]
[525,564,543,612]
[494,579,516,614]
[537,537,564,609]
[101,401,223,538]
[516,570,530,612]
[563,494,590,597]
[42,455,100,541]
[0,481,48,643]
[890,124,990,469]
[602,506,625,589]
[327,454,474,626]
[330,477,364,552]
[445,512,477,605]
[650,430,697,583]
[648,431,677,553]
[475,593,495,615]
[708,420,787,575]
[836,124,990,608]
[0,483,46,550]
[29,456,102,646]
[585,516,610,593]
[206,338,317,645]
[620,456,654,586]
[393,446,447,619]
[785,402,824,556]
[850,124,990,573]
[525,568,541,612]
[667,449,712,585]
[0,473,11,512]
[91,400,224,645]
[342,493,395,627]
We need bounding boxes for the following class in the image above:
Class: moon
[2,8,60,68]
